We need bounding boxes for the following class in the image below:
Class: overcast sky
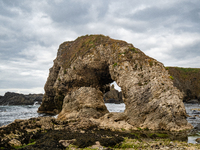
[0,0,200,95]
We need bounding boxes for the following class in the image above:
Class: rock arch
[38,35,192,131]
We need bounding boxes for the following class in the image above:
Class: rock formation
[103,89,123,103]
[167,67,200,102]
[58,87,109,120]
[38,34,192,131]
[0,92,43,105]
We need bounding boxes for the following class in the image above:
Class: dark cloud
[0,0,200,95]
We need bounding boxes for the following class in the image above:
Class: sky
[0,0,200,95]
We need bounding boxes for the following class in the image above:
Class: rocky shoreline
[0,116,200,150]
[0,92,43,105]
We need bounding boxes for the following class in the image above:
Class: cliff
[167,67,200,102]
[38,34,192,131]
[0,92,43,105]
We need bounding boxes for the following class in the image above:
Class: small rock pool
[184,103,200,143]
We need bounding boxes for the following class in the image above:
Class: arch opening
[103,81,125,113]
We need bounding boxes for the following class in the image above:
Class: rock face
[38,35,192,131]
[58,87,108,120]
[0,92,43,105]
[103,89,123,103]
[167,67,200,102]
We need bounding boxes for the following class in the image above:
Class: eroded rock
[59,139,76,148]
[38,34,192,131]
[8,139,22,147]
[58,87,108,120]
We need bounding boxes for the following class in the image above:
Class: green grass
[113,63,118,67]
[156,133,169,138]
[118,142,134,148]
[149,61,153,67]
[169,76,174,80]
[129,47,138,53]
[175,67,200,73]
[119,52,126,55]
[130,133,140,138]
[14,142,36,149]
[121,128,125,131]
[30,139,35,143]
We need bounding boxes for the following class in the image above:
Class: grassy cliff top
[166,67,200,80]
[166,67,200,73]
[57,34,145,69]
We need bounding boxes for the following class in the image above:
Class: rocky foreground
[0,116,200,150]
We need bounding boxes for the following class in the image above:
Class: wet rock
[59,139,76,147]
[194,124,200,130]
[187,99,199,104]
[192,110,200,114]
[38,34,192,131]
[8,139,22,147]
[0,92,43,105]
[188,117,196,119]
[196,138,200,143]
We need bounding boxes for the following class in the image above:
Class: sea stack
[38,34,192,131]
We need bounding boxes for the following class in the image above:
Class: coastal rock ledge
[38,35,192,131]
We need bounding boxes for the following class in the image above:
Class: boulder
[186,99,199,104]
[38,34,192,131]
[58,87,108,120]
[196,138,200,143]
[0,92,43,105]
[103,89,123,103]
[8,139,22,147]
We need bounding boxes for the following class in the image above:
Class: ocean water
[105,103,125,112]
[0,103,200,143]
[0,103,125,127]
[184,103,200,143]
[0,104,45,127]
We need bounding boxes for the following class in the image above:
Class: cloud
[0,0,200,95]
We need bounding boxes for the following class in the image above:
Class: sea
[0,103,200,143]
[0,103,126,127]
